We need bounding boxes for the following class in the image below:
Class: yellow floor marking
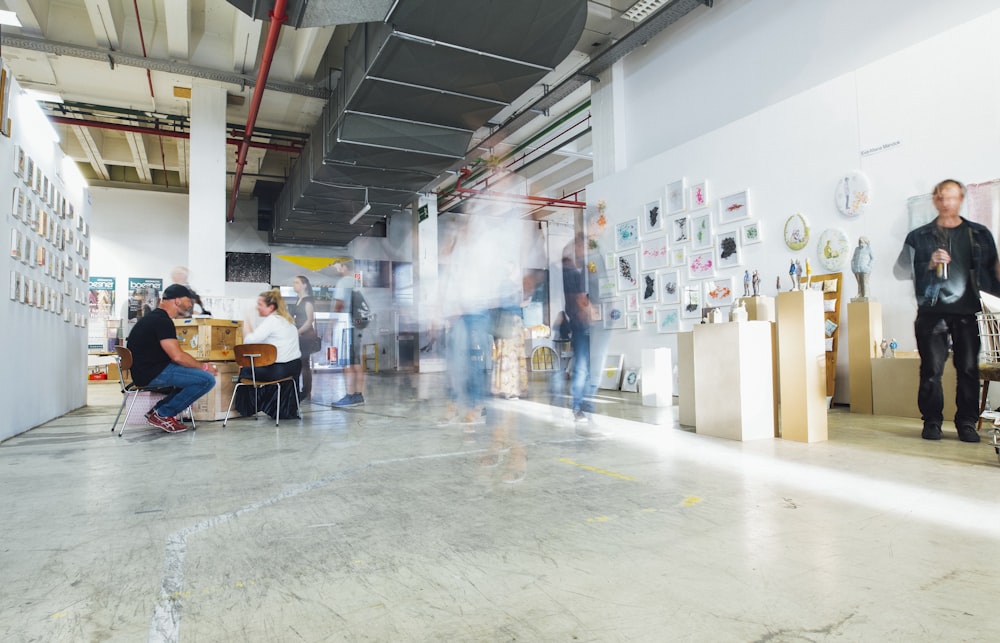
[558,457,635,481]
[681,496,703,506]
[586,516,612,523]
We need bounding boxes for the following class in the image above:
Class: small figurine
[880,338,889,358]
[752,270,761,297]
[795,260,805,290]
[789,259,799,291]
[889,338,898,358]
[743,270,751,297]
[804,258,813,288]
[851,236,874,301]
[776,275,782,292]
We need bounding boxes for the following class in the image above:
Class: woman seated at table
[242,289,302,381]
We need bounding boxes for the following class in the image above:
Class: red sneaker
[147,412,188,433]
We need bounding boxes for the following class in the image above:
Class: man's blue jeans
[569,329,591,413]
[145,363,216,417]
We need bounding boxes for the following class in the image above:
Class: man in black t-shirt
[127,284,217,433]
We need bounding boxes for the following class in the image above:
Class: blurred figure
[491,260,527,400]
[332,260,366,407]
[170,266,211,316]
[292,275,319,401]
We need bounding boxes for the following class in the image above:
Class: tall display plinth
[640,348,672,407]
[677,332,695,426]
[692,322,774,441]
[739,295,778,436]
[776,290,828,442]
[847,301,882,414]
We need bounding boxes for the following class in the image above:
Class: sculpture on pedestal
[743,270,751,297]
[851,236,874,301]
[752,270,760,297]
[788,259,799,291]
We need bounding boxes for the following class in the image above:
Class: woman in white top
[241,289,302,382]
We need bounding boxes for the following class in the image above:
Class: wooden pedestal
[776,290,828,442]
[847,301,882,414]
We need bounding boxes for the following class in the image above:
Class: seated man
[127,284,217,433]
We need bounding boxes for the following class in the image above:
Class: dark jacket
[896,217,1000,309]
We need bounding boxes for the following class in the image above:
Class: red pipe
[47,116,303,154]
[454,169,586,208]
[227,0,289,222]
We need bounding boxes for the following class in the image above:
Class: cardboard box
[173,318,242,361]
[192,361,242,421]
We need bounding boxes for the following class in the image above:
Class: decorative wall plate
[784,212,810,251]
[834,170,871,217]
[817,228,850,271]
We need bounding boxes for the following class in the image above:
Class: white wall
[590,6,1000,403]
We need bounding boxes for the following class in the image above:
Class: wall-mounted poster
[642,199,663,234]
[666,178,687,214]
[687,249,715,280]
[88,276,116,322]
[225,252,271,283]
[719,189,750,224]
[690,211,712,250]
[615,218,640,251]
[656,307,681,333]
[670,214,689,245]
[640,270,659,304]
[704,276,735,307]
[127,278,163,320]
[741,220,762,245]
[681,284,702,319]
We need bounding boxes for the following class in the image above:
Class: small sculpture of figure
[776,275,782,292]
[804,258,813,288]
[788,260,798,291]
[795,260,805,289]
[743,270,751,297]
[880,338,889,358]
[752,270,761,297]
[889,338,898,358]
[850,236,874,301]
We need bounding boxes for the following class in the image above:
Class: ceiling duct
[226,0,397,28]
[258,0,588,246]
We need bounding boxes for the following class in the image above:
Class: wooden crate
[192,362,242,421]
[173,318,242,361]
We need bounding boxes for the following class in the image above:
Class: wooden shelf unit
[811,272,842,397]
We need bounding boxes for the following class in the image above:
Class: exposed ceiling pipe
[47,116,303,153]
[453,168,585,208]
[227,0,288,223]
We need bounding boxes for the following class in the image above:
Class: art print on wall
[603,299,626,330]
[641,305,657,325]
[689,181,709,210]
[834,170,871,218]
[642,199,663,234]
[715,229,741,269]
[704,276,735,307]
[598,277,616,300]
[687,249,715,280]
[657,307,682,333]
[784,212,810,251]
[690,211,712,249]
[681,285,702,319]
[615,218,640,251]
[670,214,689,245]
[616,251,639,291]
[719,189,750,224]
[640,270,659,304]
[604,253,616,272]
[666,178,687,214]
[640,235,668,270]
[741,220,762,245]
[817,228,850,271]
[670,246,686,268]
[626,313,641,332]
[625,290,640,311]
[657,269,681,305]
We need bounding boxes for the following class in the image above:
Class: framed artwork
[626,312,641,332]
[670,214,689,245]
[616,251,639,291]
[715,228,741,269]
[681,285,702,319]
[625,290,639,311]
[741,220,762,245]
[657,269,681,305]
[621,366,640,390]
[689,181,709,210]
[599,354,624,390]
[719,189,750,224]
[641,305,657,325]
[687,249,715,280]
[603,253,616,272]
[13,144,24,178]
[817,228,850,271]
[690,211,712,249]
[656,307,682,333]
[704,276,735,307]
[603,299,626,330]
[598,277,616,299]
[640,235,668,270]
[615,218,640,251]
[784,212,810,251]
[835,170,871,218]
[670,246,686,267]
[640,270,659,304]
[666,178,687,214]
[642,199,663,234]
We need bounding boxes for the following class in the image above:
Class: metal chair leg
[223,382,243,427]
[979,380,991,431]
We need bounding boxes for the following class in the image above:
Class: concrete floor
[2,372,1000,642]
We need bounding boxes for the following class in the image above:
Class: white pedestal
[640,348,672,407]
[677,332,695,426]
[776,290,828,442]
[692,321,775,441]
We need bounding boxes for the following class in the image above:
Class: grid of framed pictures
[596,182,761,332]
[8,144,88,325]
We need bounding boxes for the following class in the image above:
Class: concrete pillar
[591,58,627,181]
[412,194,445,372]
[188,80,227,295]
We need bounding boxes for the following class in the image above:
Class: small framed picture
[640,270,659,304]
[704,276,735,307]
[716,228,742,269]
[640,235,668,270]
[665,178,687,215]
[603,299,626,330]
[681,284,702,319]
[741,220,762,245]
[615,218,640,251]
[690,211,712,250]
[657,269,681,305]
[687,249,715,280]
[626,312,641,332]
[689,181,709,210]
[719,189,750,224]
[656,306,682,333]
[642,199,663,234]
[670,214,689,245]
[616,251,639,292]
[641,305,657,325]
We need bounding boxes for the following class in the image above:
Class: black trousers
[914,312,980,426]
[235,359,302,419]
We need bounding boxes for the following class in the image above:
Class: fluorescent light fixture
[23,88,63,104]
[0,10,22,27]
[349,202,371,224]
[622,0,667,22]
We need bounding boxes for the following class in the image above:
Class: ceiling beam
[124,131,152,183]
[70,124,111,180]
[83,0,120,50]
[163,0,189,59]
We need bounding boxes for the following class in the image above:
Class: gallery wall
[589,6,1000,403]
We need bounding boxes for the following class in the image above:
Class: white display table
[692,321,775,441]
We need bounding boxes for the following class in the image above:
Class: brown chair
[111,346,196,437]
[223,343,300,427]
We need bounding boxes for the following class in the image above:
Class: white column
[412,194,445,372]
[590,58,627,181]
[188,80,227,296]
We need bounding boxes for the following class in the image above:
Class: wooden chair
[111,346,196,437]
[223,343,300,427]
